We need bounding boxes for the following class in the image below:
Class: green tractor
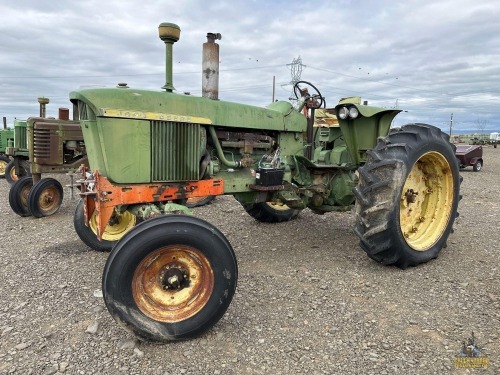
[0,120,14,178]
[6,98,90,218]
[4,118,30,184]
[70,23,461,342]
[8,109,88,218]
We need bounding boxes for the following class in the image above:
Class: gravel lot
[0,146,499,375]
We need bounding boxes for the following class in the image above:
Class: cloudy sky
[1,0,499,133]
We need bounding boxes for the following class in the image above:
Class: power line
[0,64,285,80]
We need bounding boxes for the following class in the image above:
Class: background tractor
[0,118,14,178]
[7,100,89,218]
[70,22,461,342]
[4,118,29,184]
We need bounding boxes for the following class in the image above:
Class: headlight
[338,106,349,120]
[348,106,359,119]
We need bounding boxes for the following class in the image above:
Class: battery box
[255,168,284,186]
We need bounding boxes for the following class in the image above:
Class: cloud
[0,0,499,133]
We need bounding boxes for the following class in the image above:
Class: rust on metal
[81,168,224,240]
[202,32,221,100]
[132,244,214,322]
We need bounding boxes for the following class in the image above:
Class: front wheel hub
[161,266,189,290]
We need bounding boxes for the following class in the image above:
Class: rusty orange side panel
[83,169,224,240]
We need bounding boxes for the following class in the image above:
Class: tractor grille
[151,121,200,182]
[33,128,51,159]
[14,126,27,149]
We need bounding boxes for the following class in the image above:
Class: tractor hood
[70,87,306,132]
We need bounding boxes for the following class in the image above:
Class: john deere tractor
[7,100,89,218]
[69,23,461,342]
[0,122,14,178]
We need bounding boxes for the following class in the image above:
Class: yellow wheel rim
[400,151,454,251]
[0,160,7,176]
[132,245,214,322]
[266,201,290,211]
[89,210,136,241]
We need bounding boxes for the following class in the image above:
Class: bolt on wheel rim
[21,184,32,208]
[38,186,62,214]
[132,245,214,322]
[399,151,454,251]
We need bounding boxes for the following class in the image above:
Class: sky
[1,0,499,133]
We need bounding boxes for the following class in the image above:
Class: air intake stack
[158,22,181,92]
[38,97,49,118]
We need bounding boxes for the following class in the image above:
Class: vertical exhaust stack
[38,97,49,118]
[202,32,222,100]
[158,22,181,92]
[58,108,69,121]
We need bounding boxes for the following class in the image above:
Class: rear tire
[5,159,31,185]
[185,195,216,208]
[28,178,64,217]
[242,202,301,223]
[354,124,461,269]
[9,176,33,217]
[103,215,237,342]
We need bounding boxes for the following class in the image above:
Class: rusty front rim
[132,245,214,322]
[37,185,62,214]
[399,151,454,251]
[89,210,136,241]
[20,183,32,209]
[0,160,7,176]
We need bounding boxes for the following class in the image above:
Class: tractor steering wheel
[293,81,325,109]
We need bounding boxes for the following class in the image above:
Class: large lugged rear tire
[103,215,237,342]
[354,124,461,269]
[242,202,301,223]
[185,195,216,208]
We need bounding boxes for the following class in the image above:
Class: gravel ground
[0,146,499,375]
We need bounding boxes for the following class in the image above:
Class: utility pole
[449,113,453,136]
[272,76,275,102]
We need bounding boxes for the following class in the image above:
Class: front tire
[74,200,136,252]
[354,124,461,269]
[27,178,64,217]
[103,215,237,342]
[242,201,301,223]
[9,176,33,217]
